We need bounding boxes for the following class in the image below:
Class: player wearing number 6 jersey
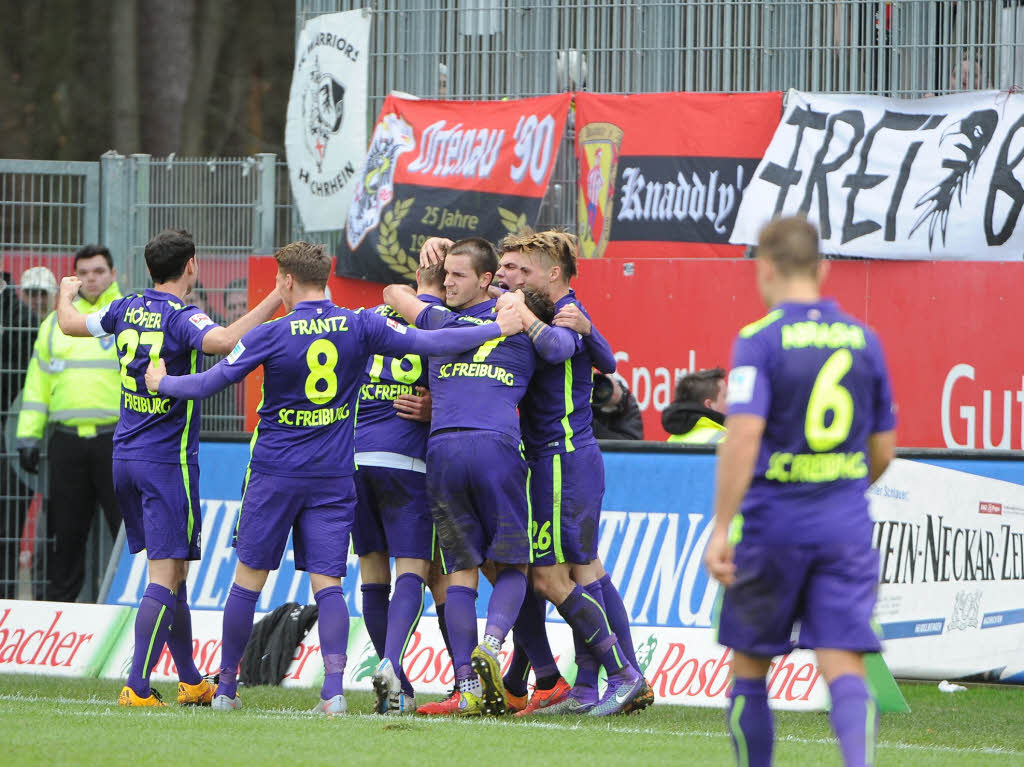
[56,229,282,708]
[145,241,521,715]
[705,217,896,767]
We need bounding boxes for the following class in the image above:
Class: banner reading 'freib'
[337,94,572,284]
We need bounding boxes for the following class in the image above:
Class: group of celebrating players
[56,225,652,718]
[56,214,895,767]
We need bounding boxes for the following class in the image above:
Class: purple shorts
[716,541,882,657]
[425,430,531,573]
[352,465,434,560]
[114,459,201,561]
[234,470,355,577]
[528,445,604,566]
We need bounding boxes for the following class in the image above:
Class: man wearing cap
[19,266,57,324]
[16,245,123,602]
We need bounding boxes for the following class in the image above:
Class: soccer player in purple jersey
[705,217,896,767]
[55,229,282,707]
[145,241,517,714]
[355,263,446,715]
[384,237,537,717]
[496,230,651,717]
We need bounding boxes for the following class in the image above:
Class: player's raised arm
[55,276,92,337]
[363,303,521,359]
[498,289,578,364]
[383,283,431,325]
[150,327,267,400]
[201,289,283,355]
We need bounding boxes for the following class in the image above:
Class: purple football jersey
[416,299,537,441]
[519,291,605,458]
[726,299,895,545]
[94,289,218,463]
[354,301,436,460]
[186,299,501,478]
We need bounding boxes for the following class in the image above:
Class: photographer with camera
[591,371,643,440]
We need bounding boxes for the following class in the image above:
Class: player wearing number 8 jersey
[146,241,520,714]
[56,229,282,707]
[705,217,896,767]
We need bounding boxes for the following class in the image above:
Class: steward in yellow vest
[662,367,728,445]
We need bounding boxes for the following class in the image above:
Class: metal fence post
[130,154,151,291]
[100,151,129,273]
[255,153,277,254]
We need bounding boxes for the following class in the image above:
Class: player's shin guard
[483,568,527,649]
[445,585,479,683]
[556,584,633,680]
[361,582,390,660]
[829,674,878,767]
[728,678,773,767]
[216,583,260,699]
[314,585,349,700]
[126,583,176,696]
[598,573,640,672]
[385,573,425,690]
[166,583,202,685]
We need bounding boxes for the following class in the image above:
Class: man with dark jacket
[591,372,643,440]
[662,368,727,444]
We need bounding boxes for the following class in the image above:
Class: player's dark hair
[73,244,113,270]
[275,241,331,288]
[144,230,195,283]
[448,237,497,281]
[757,215,820,278]
[674,367,726,406]
[521,286,556,324]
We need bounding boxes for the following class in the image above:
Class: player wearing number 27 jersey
[707,217,896,767]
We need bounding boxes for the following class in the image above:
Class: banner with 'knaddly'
[574,92,782,259]
[336,93,572,284]
[731,90,1024,259]
[285,10,370,232]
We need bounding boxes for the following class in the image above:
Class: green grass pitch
[2,675,1021,766]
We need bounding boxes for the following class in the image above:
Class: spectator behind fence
[16,245,122,602]
[19,267,57,322]
[1,266,41,598]
[662,368,728,445]
[223,277,248,323]
[591,372,643,440]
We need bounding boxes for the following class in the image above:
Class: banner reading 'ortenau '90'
[731,89,1024,260]
[337,94,572,284]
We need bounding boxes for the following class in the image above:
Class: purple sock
[509,587,558,681]
[385,573,424,691]
[314,585,349,700]
[556,584,631,677]
[598,574,639,672]
[445,585,478,681]
[829,674,878,767]
[126,582,176,696]
[436,602,453,660]
[483,568,527,644]
[728,677,773,767]
[360,582,390,660]
[216,583,260,699]
[503,643,531,697]
[571,580,605,691]
[166,583,202,685]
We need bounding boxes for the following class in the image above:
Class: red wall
[249,256,1024,449]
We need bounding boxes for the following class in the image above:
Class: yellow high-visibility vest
[666,416,726,445]
[16,282,122,440]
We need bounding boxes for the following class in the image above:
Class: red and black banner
[574,92,782,259]
[337,93,572,283]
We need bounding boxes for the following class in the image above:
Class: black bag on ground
[239,602,319,687]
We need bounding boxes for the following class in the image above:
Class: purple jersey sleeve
[362,310,500,357]
[725,332,772,418]
[416,303,458,330]
[166,306,220,352]
[157,324,266,399]
[532,324,580,364]
[584,323,616,373]
[98,297,128,335]
[870,334,897,434]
